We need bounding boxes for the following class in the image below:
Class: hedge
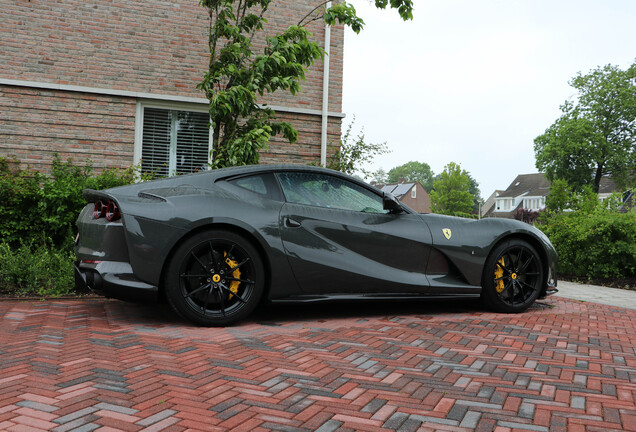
[0,156,139,296]
[538,210,636,280]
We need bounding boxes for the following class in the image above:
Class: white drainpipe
[320,1,332,167]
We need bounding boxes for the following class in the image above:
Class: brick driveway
[1,297,635,432]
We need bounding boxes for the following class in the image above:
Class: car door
[276,171,434,295]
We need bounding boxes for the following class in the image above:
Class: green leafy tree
[325,117,389,178]
[544,178,572,213]
[387,161,434,191]
[429,162,474,215]
[371,168,388,184]
[545,178,604,215]
[534,61,636,192]
[467,174,481,213]
[198,0,413,168]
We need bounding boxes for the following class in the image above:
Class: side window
[233,176,267,195]
[276,172,386,213]
[228,173,283,201]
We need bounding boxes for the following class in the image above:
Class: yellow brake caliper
[494,257,505,293]
[224,252,241,300]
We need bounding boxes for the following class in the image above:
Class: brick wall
[0,86,341,172]
[399,183,431,213]
[0,0,344,172]
[0,0,343,112]
[0,86,136,171]
[260,114,341,165]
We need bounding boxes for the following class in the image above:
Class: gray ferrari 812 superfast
[75,165,557,325]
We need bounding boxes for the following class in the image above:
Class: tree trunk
[593,162,604,193]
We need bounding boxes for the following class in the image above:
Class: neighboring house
[374,181,431,213]
[480,189,503,218]
[0,1,344,175]
[598,177,634,212]
[486,173,633,218]
[486,173,551,218]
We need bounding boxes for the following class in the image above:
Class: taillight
[93,199,121,222]
[106,201,120,222]
[94,200,106,219]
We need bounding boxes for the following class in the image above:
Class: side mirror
[383,193,403,213]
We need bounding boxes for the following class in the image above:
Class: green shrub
[0,155,142,297]
[539,210,636,279]
[0,155,139,249]
[0,158,43,246]
[0,241,76,297]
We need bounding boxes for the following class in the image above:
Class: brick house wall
[398,183,431,213]
[0,0,344,172]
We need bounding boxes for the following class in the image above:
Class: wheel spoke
[505,281,515,305]
[517,281,527,300]
[226,245,235,260]
[519,254,535,272]
[226,277,255,284]
[208,241,219,269]
[514,248,524,269]
[191,251,209,271]
[229,258,250,272]
[500,280,513,295]
[496,260,507,273]
[181,273,207,278]
[504,253,514,271]
[217,286,226,316]
[219,283,247,303]
[519,280,536,294]
[184,282,212,298]
[202,285,214,313]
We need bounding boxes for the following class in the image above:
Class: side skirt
[270,293,482,304]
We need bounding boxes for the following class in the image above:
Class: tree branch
[298,1,330,26]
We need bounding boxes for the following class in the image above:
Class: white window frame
[134,100,213,174]
[522,196,546,211]
[411,186,416,199]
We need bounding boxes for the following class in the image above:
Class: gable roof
[498,173,551,198]
[599,177,619,194]
[379,182,416,198]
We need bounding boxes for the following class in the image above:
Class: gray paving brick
[94,402,138,415]
[315,420,344,432]
[53,407,99,424]
[459,411,481,429]
[16,400,58,412]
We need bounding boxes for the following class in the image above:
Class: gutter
[320,1,332,167]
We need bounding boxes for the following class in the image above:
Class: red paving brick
[1,297,636,431]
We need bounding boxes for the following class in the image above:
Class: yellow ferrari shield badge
[443,228,452,240]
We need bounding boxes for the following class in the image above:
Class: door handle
[284,217,301,228]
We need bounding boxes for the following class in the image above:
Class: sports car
[75,164,558,326]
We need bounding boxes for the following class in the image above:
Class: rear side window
[234,176,267,195]
[227,173,283,201]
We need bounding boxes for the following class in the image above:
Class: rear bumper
[75,260,158,302]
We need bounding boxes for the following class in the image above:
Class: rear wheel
[481,239,544,313]
[165,230,264,326]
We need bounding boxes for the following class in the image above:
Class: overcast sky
[342,0,636,199]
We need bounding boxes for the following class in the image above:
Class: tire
[164,229,264,326]
[481,239,544,313]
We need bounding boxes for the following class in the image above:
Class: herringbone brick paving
[0,297,635,432]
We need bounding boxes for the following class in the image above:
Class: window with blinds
[141,108,210,177]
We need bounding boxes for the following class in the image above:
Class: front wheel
[165,230,264,326]
[481,239,544,313]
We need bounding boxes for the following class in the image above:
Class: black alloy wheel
[165,230,264,326]
[481,239,544,313]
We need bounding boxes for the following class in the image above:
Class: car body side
[75,165,557,304]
